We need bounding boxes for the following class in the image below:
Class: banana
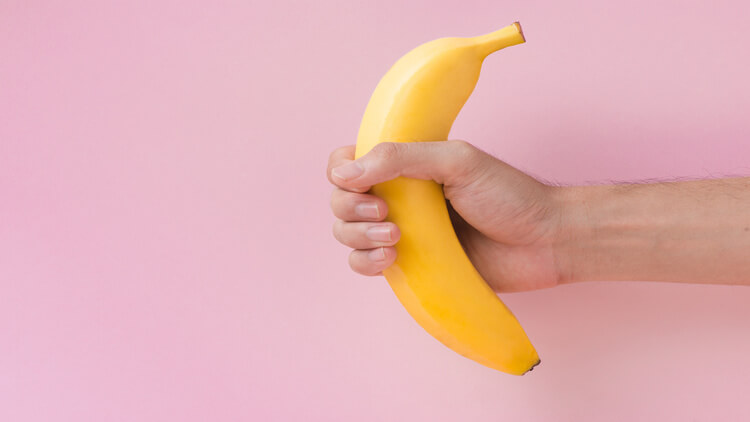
[355,22,539,375]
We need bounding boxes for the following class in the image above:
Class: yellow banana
[355,22,539,375]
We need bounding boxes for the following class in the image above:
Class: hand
[327,140,564,293]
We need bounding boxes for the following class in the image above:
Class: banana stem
[473,22,525,59]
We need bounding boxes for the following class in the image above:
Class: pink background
[2,0,750,420]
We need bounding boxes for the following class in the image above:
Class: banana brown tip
[523,358,541,375]
[513,21,525,42]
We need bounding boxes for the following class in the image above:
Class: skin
[327,140,750,292]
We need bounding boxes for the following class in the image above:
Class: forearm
[553,177,750,285]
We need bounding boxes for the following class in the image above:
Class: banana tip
[522,358,541,375]
[513,21,525,42]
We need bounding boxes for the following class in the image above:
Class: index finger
[326,145,370,192]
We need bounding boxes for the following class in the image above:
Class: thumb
[330,140,481,191]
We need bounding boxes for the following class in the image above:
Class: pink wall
[2,0,750,420]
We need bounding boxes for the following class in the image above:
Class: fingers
[348,247,397,276]
[329,140,483,192]
[334,223,399,276]
[329,142,477,276]
[330,188,388,222]
[329,169,397,275]
[333,220,400,249]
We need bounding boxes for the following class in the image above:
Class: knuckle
[330,188,346,212]
[328,147,339,162]
[445,139,479,178]
[327,146,354,180]
[329,145,350,161]
[348,251,365,273]
[331,190,362,220]
[448,139,476,160]
[329,190,339,212]
[332,220,345,242]
[371,142,400,162]
[348,252,357,270]
[349,250,383,276]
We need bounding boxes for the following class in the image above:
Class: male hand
[327,140,563,292]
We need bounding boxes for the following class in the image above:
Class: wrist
[549,185,586,285]
[550,184,646,284]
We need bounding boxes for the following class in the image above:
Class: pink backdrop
[2,0,750,420]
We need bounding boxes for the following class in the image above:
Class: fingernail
[331,161,364,181]
[366,226,392,242]
[355,203,380,219]
[368,247,386,261]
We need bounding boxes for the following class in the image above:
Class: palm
[444,168,561,293]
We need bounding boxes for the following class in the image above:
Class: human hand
[327,140,564,293]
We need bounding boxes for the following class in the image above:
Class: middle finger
[332,220,400,249]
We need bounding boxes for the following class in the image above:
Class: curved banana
[355,22,539,375]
